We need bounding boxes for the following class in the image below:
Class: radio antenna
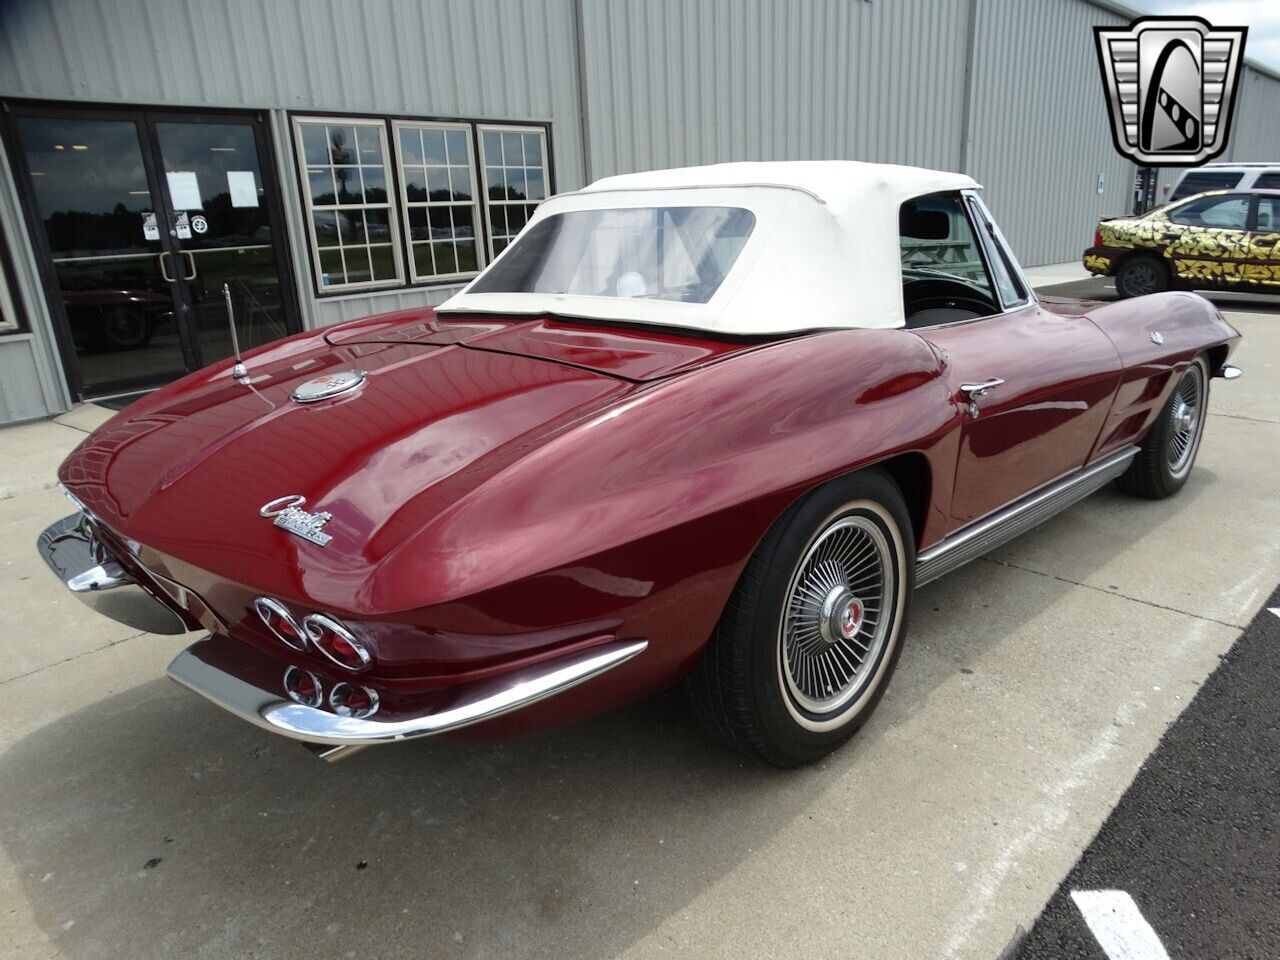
[223,282,249,381]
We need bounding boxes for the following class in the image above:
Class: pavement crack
[1209,411,1280,425]
[979,557,1245,629]
[0,631,148,686]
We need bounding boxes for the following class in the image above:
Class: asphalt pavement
[1015,589,1280,960]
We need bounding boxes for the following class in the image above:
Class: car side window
[899,194,994,293]
[1169,171,1242,201]
[1169,195,1250,229]
[1254,197,1279,233]
[899,192,1003,328]
[1253,172,1280,190]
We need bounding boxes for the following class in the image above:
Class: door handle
[181,250,197,280]
[960,378,1004,399]
[158,251,176,282]
[960,378,1003,418]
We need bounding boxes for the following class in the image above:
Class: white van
[1169,163,1280,202]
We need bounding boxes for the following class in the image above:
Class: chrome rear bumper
[37,512,190,635]
[167,635,647,762]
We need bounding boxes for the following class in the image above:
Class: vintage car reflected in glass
[39,162,1242,768]
[61,281,175,352]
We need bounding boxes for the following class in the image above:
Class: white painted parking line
[1269,607,1280,619]
[1071,890,1171,960]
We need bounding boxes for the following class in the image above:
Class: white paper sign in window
[166,171,202,210]
[227,170,259,208]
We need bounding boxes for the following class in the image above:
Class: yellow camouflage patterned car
[1083,189,1280,298]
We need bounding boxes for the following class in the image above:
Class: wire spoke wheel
[779,515,894,716]
[1166,362,1206,477]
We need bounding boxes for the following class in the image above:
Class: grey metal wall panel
[1223,68,1280,163]
[965,0,1137,266]
[0,136,72,423]
[578,0,971,179]
[0,336,57,422]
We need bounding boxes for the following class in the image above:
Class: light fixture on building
[71,144,88,151]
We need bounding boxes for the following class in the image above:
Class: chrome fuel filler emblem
[291,370,366,403]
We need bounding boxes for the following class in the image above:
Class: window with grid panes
[295,118,402,291]
[479,125,548,259]
[394,121,483,282]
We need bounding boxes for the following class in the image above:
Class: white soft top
[440,161,981,335]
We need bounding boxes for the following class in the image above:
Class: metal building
[1,0,1277,423]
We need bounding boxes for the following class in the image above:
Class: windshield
[469,206,756,304]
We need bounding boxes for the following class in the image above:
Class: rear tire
[1115,255,1170,298]
[687,469,914,767]
[1117,356,1209,499]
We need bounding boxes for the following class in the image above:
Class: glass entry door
[7,104,299,399]
[152,116,291,367]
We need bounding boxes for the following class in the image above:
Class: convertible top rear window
[469,206,755,303]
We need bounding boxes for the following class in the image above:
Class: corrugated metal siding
[1223,68,1280,162]
[0,336,57,422]
[0,0,582,180]
[965,0,1136,266]
[0,136,69,422]
[578,0,971,178]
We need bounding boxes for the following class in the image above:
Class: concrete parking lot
[0,292,1277,960]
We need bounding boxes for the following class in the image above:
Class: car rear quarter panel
[372,327,957,733]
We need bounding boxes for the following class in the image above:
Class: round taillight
[254,597,307,651]
[330,682,380,719]
[283,666,324,708]
[303,613,372,672]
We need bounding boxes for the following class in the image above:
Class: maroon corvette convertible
[40,162,1241,766]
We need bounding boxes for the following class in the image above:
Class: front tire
[687,469,913,767]
[1115,255,1170,298]
[1117,356,1209,499]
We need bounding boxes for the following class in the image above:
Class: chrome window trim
[963,191,1034,311]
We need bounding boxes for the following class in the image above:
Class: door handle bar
[157,251,197,282]
[960,378,1004,399]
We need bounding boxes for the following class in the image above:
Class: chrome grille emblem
[260,495,333,547]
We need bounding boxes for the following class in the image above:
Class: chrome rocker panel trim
[37,512,189,635]
[166,636,648,761]
[916,445,1139,586]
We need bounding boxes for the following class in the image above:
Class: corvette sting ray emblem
[1094,17,1247,166]
[259,495,333,546]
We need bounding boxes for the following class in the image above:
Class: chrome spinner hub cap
[781,515,893,716]
[819,587,864,649]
